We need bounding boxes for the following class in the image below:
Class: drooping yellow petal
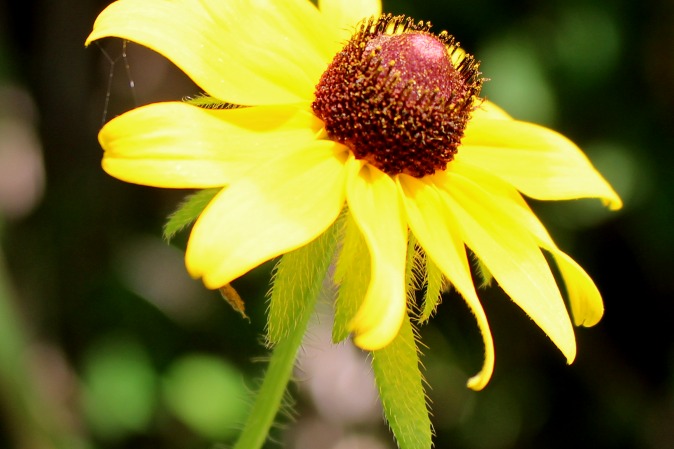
[186,141,348,289]
[550,251,603,327]
[459,117,622,210]
[99,102,322,188]
[399,174,494,390]
[346,161,408,350]
[451,162,604,327]
[86,0,333,105]
[436,169,577,363]
[318,0,381,43]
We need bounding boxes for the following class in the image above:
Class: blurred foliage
[0,0,673,448]
[82,336,157,440]
[162,354,251,441]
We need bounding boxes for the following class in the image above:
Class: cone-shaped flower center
[312,15,483,177]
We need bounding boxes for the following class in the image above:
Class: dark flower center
[312,15,483,178]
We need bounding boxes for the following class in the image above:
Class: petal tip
[465,327,495,391]
[84,29,100,47]
[466,369,492,391]
[573,306,604,328]
[189,261,231,291]
[605,194,623,211]
[350,300,406,351]
[351,320,401,351]
[563,343,577,365]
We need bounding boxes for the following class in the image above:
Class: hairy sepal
[163,188,220,242]
[372,314,432,449]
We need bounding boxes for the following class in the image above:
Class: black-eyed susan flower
[87,1,620,443]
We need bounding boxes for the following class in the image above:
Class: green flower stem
[235,219,339,449]
[233,291,313,449]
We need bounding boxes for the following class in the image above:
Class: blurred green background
[0,0,672,448]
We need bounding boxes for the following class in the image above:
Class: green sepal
[473,254,494,288]
[419,252,445,323]
[183,94,241,110]
[163,188,220,242]
[266,217,341,345]
[332,212,370,343]
[372,313,432,449]
[405,233,425,314]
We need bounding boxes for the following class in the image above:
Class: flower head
[87,0,621,390]
[312,15,482,177]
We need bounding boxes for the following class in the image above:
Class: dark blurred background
[0,0,672,448]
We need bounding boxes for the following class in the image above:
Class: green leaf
[163,188,219,242]
[266,216,341,345]
[372,315,432,449]
[332,212,370,342]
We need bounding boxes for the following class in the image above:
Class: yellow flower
[87,0,621,390]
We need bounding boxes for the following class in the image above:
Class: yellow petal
[346,162,407,350]
[186,141,348,289]
[435,168,577,363]
[472,100,513,121]
[86,0,332,105]
[399,175,494,390]
[459,117,622,210]
[318,0,381,43]
[100,102,322,188]
[452,162,604,327]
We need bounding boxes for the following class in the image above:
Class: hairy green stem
[234,218,339,449]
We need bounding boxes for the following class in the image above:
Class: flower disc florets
[312,14,484,178]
